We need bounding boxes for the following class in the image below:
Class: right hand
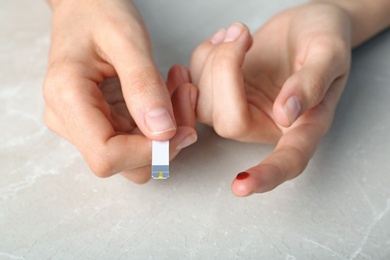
[43,0,197,183]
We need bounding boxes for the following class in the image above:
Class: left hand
[103,65,198,184]
[190,3,352,196]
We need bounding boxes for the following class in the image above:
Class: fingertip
[274,95,302,127]
[274,73,304,127]
[224,23,244,43]
[144,108,177,140]
[190,30,222,84]
[172,83,197,127]
[189,85,198,111]
[190,23,251,85]
[232,165,285,196]
[169,126,198,159]
[167,65,191,95]
[176,133,197,151]
[177,65,191,83]
[284,96,301,124]
[275,60,336,128]
[209,23,250,45]
[210,28,227,45]
[273,101,291,127]
[231,172,254,197]
[224,23,251,44]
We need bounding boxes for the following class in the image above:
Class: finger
[98,77,135,133]
[98,28,177,141]
[171,83,197,127]
[120,165,151,184]
[120,83,198,184]
[198,23,255,139]
[44,67,153,178]
[120,125,197,183]
[170,83,198,154]
[166,64,191,95]
[231,124,321,197]
[274,37,350,127]
[190,28,226,85]
[231,76,346,196]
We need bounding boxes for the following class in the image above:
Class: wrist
[311,0,390,47]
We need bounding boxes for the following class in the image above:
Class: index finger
[231,77,345,196]
[231,120,322,196]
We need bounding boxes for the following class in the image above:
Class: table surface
[1,0,390,259]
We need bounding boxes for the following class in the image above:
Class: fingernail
[176,134,197,150]
[145,108,176,135]
[284,96,301,125]
[224,23,244,43]
[236,172,250,180]
[210,29,226,44]
[179,66,190,83]
[189,87,197,110]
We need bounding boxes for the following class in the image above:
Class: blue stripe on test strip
[152,165,169,179]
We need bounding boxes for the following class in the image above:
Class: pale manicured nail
[145,108,176,134]
[176,134,197,150]
[210,29,226,44]
[284,96,301,124]
[224,23,244,42]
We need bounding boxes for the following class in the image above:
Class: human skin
[190,1,390,196]
[43,0,389,192]
[43,0,198,183]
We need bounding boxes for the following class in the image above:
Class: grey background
[1,0,389,259]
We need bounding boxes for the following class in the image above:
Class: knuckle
[312,35,350,72]
[306,73,326,103]
[328,39,348,66]
[100,16,147,51]
[213,115,250,140]
[60,84,84,105]
[86,151,115,178]
[43,63,79,108]
[288,146,309,176]
[192,42,212,62]
[125,68,164,98]
[212,51,235,70]
[196,110,213,127]
[190,43,215,84]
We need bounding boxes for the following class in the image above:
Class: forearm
[313,0,390,47]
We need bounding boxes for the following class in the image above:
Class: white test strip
[152,140,169,179]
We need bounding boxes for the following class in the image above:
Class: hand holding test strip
[44,0,390,195]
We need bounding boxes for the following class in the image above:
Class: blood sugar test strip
[152,140,169,179]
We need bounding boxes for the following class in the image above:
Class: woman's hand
[43,0,197,182]
[190,3,352,196]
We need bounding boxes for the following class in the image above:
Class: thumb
[273,39,349,127]
[108,40,177,141]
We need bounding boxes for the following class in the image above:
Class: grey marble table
[1,0,389,259]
